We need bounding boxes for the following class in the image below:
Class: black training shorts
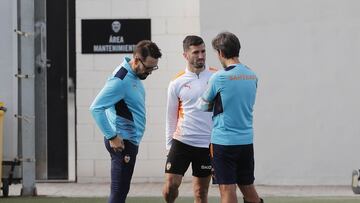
[165,139,211,177]
[210,143,255,185]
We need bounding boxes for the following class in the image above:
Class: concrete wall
[1,0,358,186]
[77,0,360,185]
[200,0,360,185]
[76,0,200,182]
[0,0,18,160]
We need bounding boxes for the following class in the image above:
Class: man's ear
[218,50,225,58]
[133,56,140,65]
[183,52,188,60]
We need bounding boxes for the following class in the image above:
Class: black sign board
[81,19,151,54]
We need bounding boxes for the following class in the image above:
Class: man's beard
[134,66,149,80]
[137,73,149,80]
[193,61,205,69]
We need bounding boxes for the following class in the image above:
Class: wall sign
[81,19,151,54]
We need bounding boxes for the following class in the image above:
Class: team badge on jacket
[124,155,131,163]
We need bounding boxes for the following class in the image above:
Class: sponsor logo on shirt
[229,75,257,81]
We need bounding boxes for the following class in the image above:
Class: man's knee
[193,176,210,200]
[164,181,180,193]
[163,179,181,199]
[194,186,208,199]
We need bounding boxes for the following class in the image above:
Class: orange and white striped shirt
[166,67,216,150]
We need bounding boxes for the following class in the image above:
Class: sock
[243,198,264,203]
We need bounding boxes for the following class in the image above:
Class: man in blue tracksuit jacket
[90,40,162,203]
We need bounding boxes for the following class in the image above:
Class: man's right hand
[109,135,125,152]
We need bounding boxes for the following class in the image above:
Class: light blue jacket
[90,57,146,145]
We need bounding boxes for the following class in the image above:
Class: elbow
[165,144,171,151]
[89,105,96,114]
[89,105,102,117]
[165,135,173,150]
[166,139,173,150]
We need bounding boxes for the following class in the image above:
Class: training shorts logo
[201,165,212,170]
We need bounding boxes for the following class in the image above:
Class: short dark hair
[134,40,162,60]
[183,35,204,51]
[212,32,241,59]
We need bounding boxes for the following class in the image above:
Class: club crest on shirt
[124,155,131,163]
[166,162,172,170]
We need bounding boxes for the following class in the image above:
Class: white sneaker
[352,169,360,194]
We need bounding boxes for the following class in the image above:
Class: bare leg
[192,176,211,203]
[163,173,183,203]
[238,184,261,203]
[218,184,237,203]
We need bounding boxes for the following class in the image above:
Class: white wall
[77,0,360,185]
[200,0,360,185]
[0,0,18,160]
[76,0,200,182]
